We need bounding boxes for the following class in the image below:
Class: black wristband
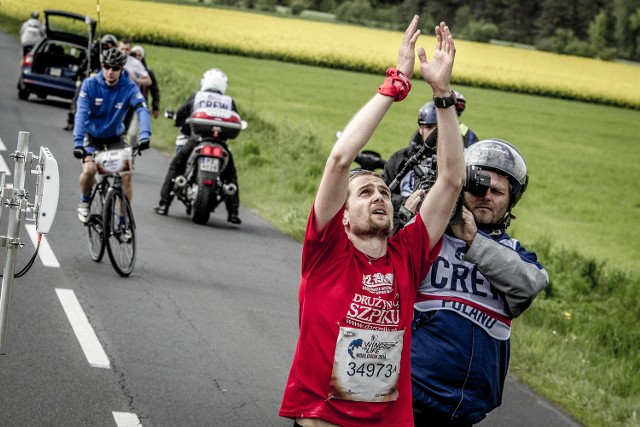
[433,90,457,108]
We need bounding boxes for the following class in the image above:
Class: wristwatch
[433,90,457,108]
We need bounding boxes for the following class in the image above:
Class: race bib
[329,326,404,402]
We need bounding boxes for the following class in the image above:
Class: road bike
[84,147,137,276]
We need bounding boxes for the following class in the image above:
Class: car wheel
[18,88,29,100]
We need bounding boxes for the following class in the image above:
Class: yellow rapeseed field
[4,0,639,108]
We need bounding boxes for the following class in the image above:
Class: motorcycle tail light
[203,179,214,186]
[202,145,223,157]
[22,52,34,67]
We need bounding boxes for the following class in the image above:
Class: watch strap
[433,90,457,108]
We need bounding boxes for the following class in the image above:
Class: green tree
[501,0,540,44]
[453,4,473,36]
[535,0,575,40]
[588,10,608,52]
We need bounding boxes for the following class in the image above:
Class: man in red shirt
[279,16,465,427]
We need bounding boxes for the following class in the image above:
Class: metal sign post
[0,132,29,354]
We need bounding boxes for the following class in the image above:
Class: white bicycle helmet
[465,138,528,207]
[200,68,228,94]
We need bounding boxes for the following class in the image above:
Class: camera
[396,155,492,225]
[464,165,492,196]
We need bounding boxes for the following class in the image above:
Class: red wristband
[377,68,412,102]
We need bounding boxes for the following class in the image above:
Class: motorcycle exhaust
[174,175,187,188]
[223,183,237,195]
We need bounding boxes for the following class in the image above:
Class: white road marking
[112,412,143,427]
[0,155,11,176]
[0,136,12,175]
[24,224,60,268]
[55,288,111,369]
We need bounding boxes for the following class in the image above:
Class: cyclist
[73,48,151,227]
[64,34,118,131]
[153,68,242,225]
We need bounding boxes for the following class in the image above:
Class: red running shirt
[279,206,441,426]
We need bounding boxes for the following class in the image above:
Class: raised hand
[395,15,422,77]
[418,22,456,95]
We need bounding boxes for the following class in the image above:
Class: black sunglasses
[102,64,122,72]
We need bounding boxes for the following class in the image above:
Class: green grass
[147,45,640,273]
[143,45,640,426]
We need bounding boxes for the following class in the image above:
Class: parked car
[17,10,96,101]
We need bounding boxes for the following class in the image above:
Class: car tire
[18,88,29,100]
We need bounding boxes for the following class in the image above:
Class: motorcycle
[166,107,247,225]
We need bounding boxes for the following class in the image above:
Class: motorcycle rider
[382,101,438,235]
[73,48,151,224]
[453,89,480,147]
[153,68,242,225]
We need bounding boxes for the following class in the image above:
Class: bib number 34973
[329,326,404,402]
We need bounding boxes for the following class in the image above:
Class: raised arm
[417,22,465,251]
[313,15,421,232]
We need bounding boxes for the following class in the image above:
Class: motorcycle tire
[191,184,214,225]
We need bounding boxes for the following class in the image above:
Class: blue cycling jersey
[73,69,151,150]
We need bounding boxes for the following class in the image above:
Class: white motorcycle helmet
[465,138,528,207]
[200,68,228,94]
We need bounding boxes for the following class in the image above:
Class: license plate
[50,67,62,77]
[200,157,220,172]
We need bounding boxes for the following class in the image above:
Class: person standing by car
[279,17,465,427]
[411,139,549,426]
[73,48,151,224]
[153,68,242,225]
[19,12,44,56]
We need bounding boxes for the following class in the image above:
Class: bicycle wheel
[86,182,106,262]
[103,189,136,277]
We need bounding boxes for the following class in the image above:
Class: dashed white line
[24,224,60,268]
[112,412,143,426]
[0,136,6,150]
[0,155,11,176]
[55,288,111,369]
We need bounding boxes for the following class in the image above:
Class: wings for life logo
[362,272,394,295]
[347,334,399,360]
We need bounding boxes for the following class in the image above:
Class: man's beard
[352,217,391,239]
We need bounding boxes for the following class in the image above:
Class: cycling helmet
[31,11,40,19]
[131,45,145,59]
[453,90,466,117]
[201,68,228,94]
[465,139,528,207]
[100,34,118,49]
[101,48,126,67]
[417,102,437,126]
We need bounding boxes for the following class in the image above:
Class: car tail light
[22,52,34,67]
[202,145,223,157]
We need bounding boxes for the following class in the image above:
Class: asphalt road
[0,30,581,427]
